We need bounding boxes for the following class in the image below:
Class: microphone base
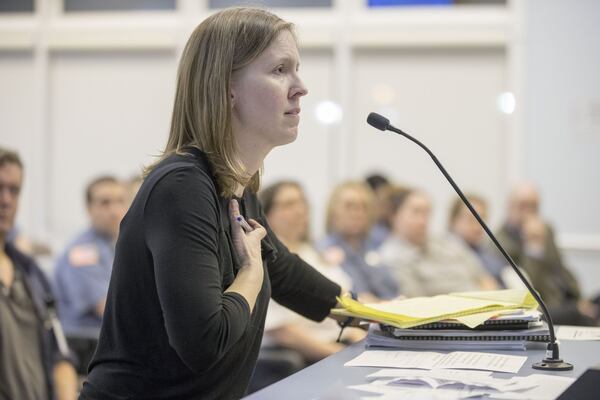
[532,358,574,371]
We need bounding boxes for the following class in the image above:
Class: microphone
[367,112,573,371]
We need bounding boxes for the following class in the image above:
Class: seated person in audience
[317,181,399,301]
[379,187,498,297]
[448,194,507,287]
[0,147,78,400]
[496,182,598,325]
[125,174,143,207]
[54,176,127,331]
[365,173,394,247]
[251,181,364,391]
[260,181,362,355]
[6,225,52,258]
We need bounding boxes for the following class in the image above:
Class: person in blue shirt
[317,181,399,301]
[54,176,127,331]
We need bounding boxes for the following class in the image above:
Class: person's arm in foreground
[53,360,78,400]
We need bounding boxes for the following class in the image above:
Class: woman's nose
[291,75,308,98]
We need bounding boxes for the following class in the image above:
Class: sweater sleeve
[259,214,341,322]
[144,167,250,374]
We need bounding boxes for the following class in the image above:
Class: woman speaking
[80,7,343,399]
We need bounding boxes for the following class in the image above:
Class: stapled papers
[344,349,527,374]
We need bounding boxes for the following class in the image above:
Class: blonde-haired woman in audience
[379,187,498,298]
[252,181,364,390]
[317,181,399,301]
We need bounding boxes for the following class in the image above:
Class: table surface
[244,340,600,399]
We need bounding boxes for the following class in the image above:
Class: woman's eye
[274,65,285,74]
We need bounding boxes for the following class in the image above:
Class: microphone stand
[367,112,573,371]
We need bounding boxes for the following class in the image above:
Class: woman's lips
[285,107,301,115]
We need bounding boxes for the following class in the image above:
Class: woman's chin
[275,129,299,147]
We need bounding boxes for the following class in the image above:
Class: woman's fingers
[247,219,261,228]
[229,199,240,220]
[229,201,266,245]
[246,219,267,240]
[229,199,244,233]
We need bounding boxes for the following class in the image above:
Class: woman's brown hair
[448,193,486,228]
[146,7,294,197]
[325,181,376,235]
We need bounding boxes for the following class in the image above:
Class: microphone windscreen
[367,112,390,131]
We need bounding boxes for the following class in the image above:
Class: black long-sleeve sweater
[80,148,341,399]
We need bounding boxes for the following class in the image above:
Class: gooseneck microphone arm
[367,112,572,371]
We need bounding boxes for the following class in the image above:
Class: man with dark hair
[0,147,77,400]
[364,173,393,248]
[365,173,389,192]
[54,175,127,331]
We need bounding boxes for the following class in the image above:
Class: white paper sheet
[349,383,487,400]
[349,373,574,400]
[367,369,539,392]
[488,374,575,399]
[345,350,527,373]
[434,351,526,374]
[557,325,600,340]
[368,369,493,380]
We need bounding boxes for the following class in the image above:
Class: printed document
[557,325,600,340]
[345,350,527,373]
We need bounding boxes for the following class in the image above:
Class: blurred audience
[448,194,507,287]
[365,173,393,247]
[496,182,598,325]
[54,175,126,331]
[0,147,78,400]
[380,187,498,297]
[250,181,363,392]
[125,174,143,207]
[6,226,52,259]
[317,181,398,301]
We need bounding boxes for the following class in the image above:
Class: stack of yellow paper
[333,289,538,329]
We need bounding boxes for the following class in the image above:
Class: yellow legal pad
[332,289,538,329]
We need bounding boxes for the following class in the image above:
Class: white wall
[0,52,36,234]
[48,50,176,244]
[521,0,600,236]
[351,48,508,232]
[519,0,600,296]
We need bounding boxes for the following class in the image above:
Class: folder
[332,289,538,329]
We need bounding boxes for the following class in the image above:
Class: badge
[365,251,381,268]
[323,246,345,266]
[68,244,100,267]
